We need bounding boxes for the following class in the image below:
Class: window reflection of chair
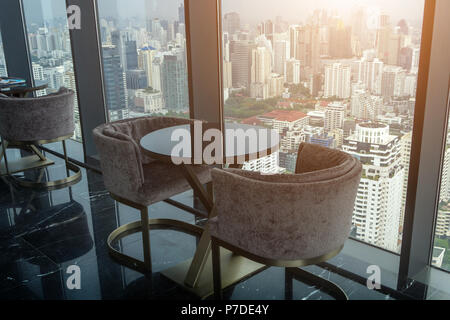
[209,143,362,300]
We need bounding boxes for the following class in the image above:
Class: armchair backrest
[211,149,362,261]
[0,87,75,142]
[92,116,194,199]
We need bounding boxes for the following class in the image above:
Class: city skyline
[223,0,425,25]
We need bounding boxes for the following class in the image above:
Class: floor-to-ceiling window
[97,0,190,122]
[22,0,84,161]
[221,0,426,254]
[434,102,450,272]
[0,27,7,76]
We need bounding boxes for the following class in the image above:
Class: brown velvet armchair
[209,143,362,300]
[93,116,212,274]
[0,88,81,189]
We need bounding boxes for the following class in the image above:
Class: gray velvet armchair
[0,87,81,189]
[93,116,212,273]
[209,143,362,300]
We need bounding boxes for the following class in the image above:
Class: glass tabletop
[140,122,280,165]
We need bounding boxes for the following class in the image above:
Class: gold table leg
[163,164,266,297]
[178,164,215,288]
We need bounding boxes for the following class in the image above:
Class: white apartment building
[342,123,404,253]
[243,152,283,174]
[351,88,383,121]
[325,102,346,132]
[324,63,351,99]
[382,65,407,99]
[285,58,300,84]
[352,58,384,95]
[135,88,166,114]
[256,110,309,134]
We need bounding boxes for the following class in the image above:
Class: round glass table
[140,122,280,167]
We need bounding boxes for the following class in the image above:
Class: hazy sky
[222,0,425,25]
[100,0,424,25]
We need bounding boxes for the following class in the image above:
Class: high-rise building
[161,53,189,112]
[351,88,383,120]
[329,22,352,58]
[230,40,252,88]
[398,47,413,71]
[411,48,420,74]
[324,63,351,98]
[285,59,300,84]
[324,102,345,133]
[222,60,233,89]
[309,73,322,96]
[289,24,321,75]
[250,47,271,84]
[126,69,148,90]
[178,3,185,24]
[273,40,288,75]
[125,40,138,70]
[223,12,240,35]
[138,46,157,89]
[343,123,404,253]
[382,65,406,99]
[102,45,128,117]
[387,33,401,66]
[135,88,166,114]
[352,57,384,95]
[376,14,392,63]
[400,131,412,226]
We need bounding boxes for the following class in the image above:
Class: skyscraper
[161,53,189,112]
[381,65,406,99]
[125,40,138,70]
[250,47,272,100]
[285,59,301,84]
[343,123,404,252]
[223,12,240,35]
[138,46,157,88]
[324,63,351,99]
[274,40,288,75]
[230,40,253,88]
[329,22,352,58]
[102,45,128,119]
[353,57,384,95]
[178,3,185,24]
[324,102,345,133]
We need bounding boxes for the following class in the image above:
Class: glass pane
[22,0,84,161]
[97,0,189,121]
[434,112,450,271]
[222,0,425,253]
[0,27,7,76]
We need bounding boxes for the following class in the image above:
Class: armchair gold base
[0,137,82,190]
[161,247,268,299]
[107,194,206,275]
[211,237,348,300]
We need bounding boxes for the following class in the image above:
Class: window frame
[1,0,449,296]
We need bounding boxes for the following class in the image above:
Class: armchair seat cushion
[137,162,211,206]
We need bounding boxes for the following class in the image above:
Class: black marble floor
[0,150,447,300]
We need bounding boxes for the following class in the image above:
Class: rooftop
[258,110,308,123]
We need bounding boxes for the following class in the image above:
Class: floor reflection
[0,151,442,300]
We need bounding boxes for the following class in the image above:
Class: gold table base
[161,247,267,299]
